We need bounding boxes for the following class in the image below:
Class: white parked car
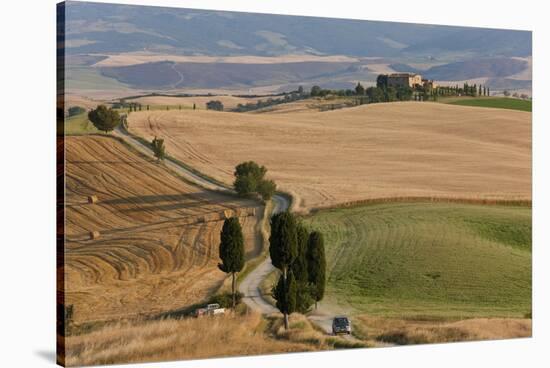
[194,303,225,318]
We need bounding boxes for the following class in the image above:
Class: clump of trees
[218,217,245,308]
[151,136,166,162]
[67,106,85,117]
[233,161,276,200]
[88,105,121,133]
[233,88,307,112]
[270,212,326,329]
[206,100,224,111]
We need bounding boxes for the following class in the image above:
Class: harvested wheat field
[64,135,262,324]
[128,101,531,212]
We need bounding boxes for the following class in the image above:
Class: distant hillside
[64,2,531,58]
[100,60,360,89]
[391,58,528,81]
[424,58,527,80]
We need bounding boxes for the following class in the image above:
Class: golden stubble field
[64,135,262,323]
[128,101,531,212]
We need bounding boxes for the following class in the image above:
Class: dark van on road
[332,316,352,335]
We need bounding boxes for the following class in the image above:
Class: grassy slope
[64,112,100,135]
[443,97,532,112]
[302,202,531,318]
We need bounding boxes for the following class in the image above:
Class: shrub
[206,100,224,111]
[209,292,243,308]
[68,106,85,117]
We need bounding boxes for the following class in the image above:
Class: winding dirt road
[113,126,353,338]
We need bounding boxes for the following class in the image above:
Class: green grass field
[443,97,532,112]
[64,112,101,135]
[302,202,531,318]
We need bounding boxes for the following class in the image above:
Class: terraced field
[127,102,531,212]
[64,135,262,323]
[302,202,532,318]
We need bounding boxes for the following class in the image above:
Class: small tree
[218,217,245,308]
[376,74,388,89]
[355,82,365,96]
[151,136,166,162]
[270,211,298,329]
[257,179,276,200]
[206,100,224,111]
[366,87,384,103]
[67,106,85,117]
[310,85,322,97]
[503,90,510,97]
[233,161,276,200]
[307,231,326,309]
[88,105,121,133]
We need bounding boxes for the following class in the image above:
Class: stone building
[387,73,423,88]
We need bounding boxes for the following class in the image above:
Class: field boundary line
[307,196,531,215]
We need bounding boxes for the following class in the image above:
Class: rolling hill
[127,102,531,212]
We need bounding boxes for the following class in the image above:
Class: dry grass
[353,315,531,345]
[65,136,263,324]
[268,313,368,349]
[63,312,368,366]
[128,101,531,212]
[64,312,314,366]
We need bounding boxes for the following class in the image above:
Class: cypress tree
[291,224,309,283]
[292,224,314,313]
[273,270,297,317]
[307,231,326,309]
[269,211,298,329]
[218,217,245,308]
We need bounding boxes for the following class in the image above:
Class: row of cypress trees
[270,212,326,330]
[217,211,326,330]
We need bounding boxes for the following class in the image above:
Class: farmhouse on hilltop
[384,73,437,89]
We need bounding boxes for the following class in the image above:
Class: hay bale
[87,195,98,204]
[90,231,100,240]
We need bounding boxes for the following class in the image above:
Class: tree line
[219,161,326,330]
[218,208,326,330]
[233,87,308,112]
